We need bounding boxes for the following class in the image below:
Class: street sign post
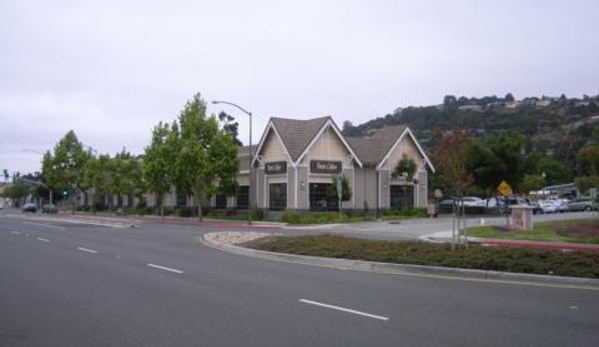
[498,180,512,226]
[336,175,343,219]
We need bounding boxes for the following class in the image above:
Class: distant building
[535,99,552,108]
[457,105,483,112]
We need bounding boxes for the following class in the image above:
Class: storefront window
[236,186,249,210]
[215,190,227,210]
[269,183,287,210]
[390,185,413,209]
[177,193,187,207]
[309,183,339,211]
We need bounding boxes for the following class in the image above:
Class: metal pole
[248,112,253,226]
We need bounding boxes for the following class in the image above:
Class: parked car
[42,204,58,214]
[523,198,543,214]
[461,196,485,207]
[548,198,569,213]
[567,197,597,212]
[22,203,37,213]
[539,200,558,213]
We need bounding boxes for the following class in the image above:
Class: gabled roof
[346,125,407,166]
[347,125,435,172]
[270,116,330,162]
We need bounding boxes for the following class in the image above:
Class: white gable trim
[251,120,296,168]
[295,119,363,168]
[376,127,435,173]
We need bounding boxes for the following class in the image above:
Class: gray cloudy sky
[1,0,598,177]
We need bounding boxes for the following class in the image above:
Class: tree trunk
[194,184,203,222]
[159,192,164,219]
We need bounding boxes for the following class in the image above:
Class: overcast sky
[1,0,598,177]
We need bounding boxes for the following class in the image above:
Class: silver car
[567,197,596,212]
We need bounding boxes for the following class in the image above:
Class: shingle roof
[271,116,331,162]
[346,125,407,166]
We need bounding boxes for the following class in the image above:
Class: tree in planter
[391,154,417,210]
[327,174,353,212]
[173,93,239,221]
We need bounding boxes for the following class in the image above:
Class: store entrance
[309,183,339,211]
[269,183,287,210]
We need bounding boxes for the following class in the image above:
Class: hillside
[342,94,599,169]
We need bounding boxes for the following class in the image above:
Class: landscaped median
[467,219,599,244]
[242,234,599,279]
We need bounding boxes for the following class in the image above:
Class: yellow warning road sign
[498,180,512,197]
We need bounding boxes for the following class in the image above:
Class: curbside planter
[201,232,599,290]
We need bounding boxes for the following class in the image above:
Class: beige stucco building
[231,116,434,213]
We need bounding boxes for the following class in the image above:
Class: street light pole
[22,148,52,205]
[212,100,253,226]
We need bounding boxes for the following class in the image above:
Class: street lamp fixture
[212,100,253,226]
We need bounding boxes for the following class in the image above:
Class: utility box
[511,205,534,230]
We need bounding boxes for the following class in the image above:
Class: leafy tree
[504,93,515,102]
[430,128,474,197]
[443,95,457,108]
[81,154,115,211]
[218,111,242,146]
[575,175,599,194]
[577,145,599,176]
[328,174,352,202]
[487,132,525,188]
[392,154,417,182]
[113,149,143,208]
[518,174,545,194]
[143,121,176,217]
[536,157,572,185]
[42,130,89,203]
[465,139,502,193]
[174,93,239,221]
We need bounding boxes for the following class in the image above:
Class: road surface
[1,213,597,346]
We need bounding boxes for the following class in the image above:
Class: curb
[201,232,599,290]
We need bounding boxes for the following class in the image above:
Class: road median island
[201,232,599,288]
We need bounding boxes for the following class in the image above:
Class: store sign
[265,161,287,174]
[310,160,342,174]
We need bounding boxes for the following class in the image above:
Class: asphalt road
[1,213,598,347]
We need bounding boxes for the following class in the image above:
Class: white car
[461,196,485,207]
[539,200,557,213]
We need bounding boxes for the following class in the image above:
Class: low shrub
[250,205,264,221]
[251,234,599,278]
[178,206,193,218]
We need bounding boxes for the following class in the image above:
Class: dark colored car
[22,203,37,212]
[42,204,58,214]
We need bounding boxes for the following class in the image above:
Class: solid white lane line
[36,237,50,242]
[11,231,21,235]
[146,263,184,274]
[22,221,66,230]
[77,247,98,254]
[299,299,389,321]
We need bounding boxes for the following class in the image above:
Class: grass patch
[250,234,599,278]
[468,219,599,244]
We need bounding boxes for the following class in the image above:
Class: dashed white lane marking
[299,299,389,321]
[11,231,21,235]
[77,247,98,254]
[36,237,50,242]
[146,263,184,274]
[22,221,66,230]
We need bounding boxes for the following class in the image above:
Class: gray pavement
[1,212,598,346]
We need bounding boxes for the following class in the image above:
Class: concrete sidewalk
[419,231,599,250]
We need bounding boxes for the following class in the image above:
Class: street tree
[42,130,89,203]
[174,93,239,221]
[143,121,176,217]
